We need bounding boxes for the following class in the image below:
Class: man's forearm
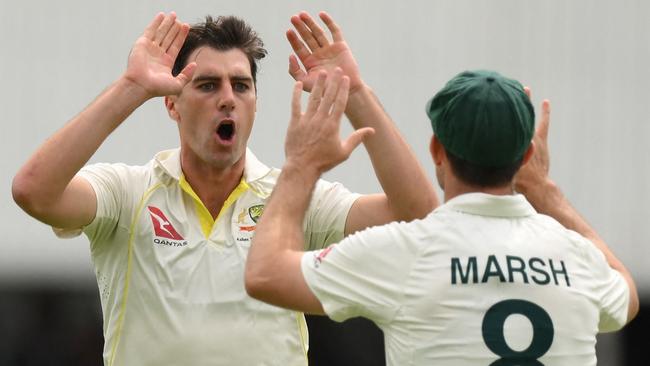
[524,179,616,259]
[13,76,149,208]
[246,72,357,313]
[345,85,439,220]
[525,178,639,321]
[246,162,319,292]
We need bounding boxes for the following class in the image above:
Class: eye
[199,82,215,92]
[233,82,250,93]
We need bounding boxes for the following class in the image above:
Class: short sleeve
[53,163,130,245]
[303,179,360,251]
[578,236,630,332]
[301,222,420,325]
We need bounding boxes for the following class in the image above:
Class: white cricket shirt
[302,193,629,366]
[57,148,358,366]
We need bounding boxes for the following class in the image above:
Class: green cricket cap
[426,70,534,167]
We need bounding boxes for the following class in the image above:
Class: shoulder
[312,178,354,199]
[79,156,165,208]
[83,159,156,183]
[85,160,151,175]
[341,216,435,257]
[246,167,281,198]
[531,213,594,248]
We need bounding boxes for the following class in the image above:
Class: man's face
[167,47,256,171]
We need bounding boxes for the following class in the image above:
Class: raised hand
[285,68,374,174]
[514,89,551,194]
[287,12,363,94]
[123,12,196,98]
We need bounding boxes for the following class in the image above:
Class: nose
[219,84,235,112]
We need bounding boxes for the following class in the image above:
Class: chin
[211,150,245,169]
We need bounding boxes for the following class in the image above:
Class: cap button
[486,76,495,82]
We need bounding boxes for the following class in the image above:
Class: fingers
[332,75,367,157]
[161,20,181,52]
[288,54,308,82]
[330,76,349,121]
[305,71,327,116]
[143,12,188,57]
[296,68,348,120]
[523,86,550,142]
[286,29,312,65]
[300,69,347,124]
[342,127,375,156]
[154,12,177,44]
[143,12,165,39]
[291,14,320,52]
[175,62,197,90]
[319,69,343,115]
[537,99,551,140]
[310,69,348,120]
[287,69,357,169]
[299,12,330,48]
[290,81,303,126]
[168,23,190,59]
[319,12,344,42]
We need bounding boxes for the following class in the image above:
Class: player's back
[382,193,629,366]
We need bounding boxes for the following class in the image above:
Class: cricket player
[245,69,639,365]
[12,11,436,365]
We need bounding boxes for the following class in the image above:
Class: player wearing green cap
[245,70,639,365]
[12,11,437,365]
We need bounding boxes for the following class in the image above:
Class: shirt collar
[437,192,536,218]
[153,147,273,184]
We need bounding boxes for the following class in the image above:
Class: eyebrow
[192,74,253,84]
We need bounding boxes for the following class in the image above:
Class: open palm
[123,12,195,98]
[287,12,363,93]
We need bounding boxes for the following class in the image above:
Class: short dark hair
[172,16,267,84]
[445,148,524,188]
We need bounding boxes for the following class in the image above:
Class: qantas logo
[147,206,186,246]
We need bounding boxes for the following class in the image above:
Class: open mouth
[216,121,235,142]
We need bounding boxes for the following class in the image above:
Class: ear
[165,96,180,122]
[521,142,535,166]
[430,135,445,166]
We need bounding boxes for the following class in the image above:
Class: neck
[443,175,513,202]
[180,151,246,219]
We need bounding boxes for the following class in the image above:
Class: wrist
[345,82,370,108]
[117,74,155,104]
[282,158,322,176]
[348,78,367,97]
[283,159,322,183]
[344,83,375,123]
[520,178,565,213]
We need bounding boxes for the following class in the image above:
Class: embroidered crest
[248,204,265,223]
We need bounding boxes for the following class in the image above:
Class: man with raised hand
[286,11,437,235]
[245,70,638,365]
[12,11,436,366]
[285,11,431,364]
